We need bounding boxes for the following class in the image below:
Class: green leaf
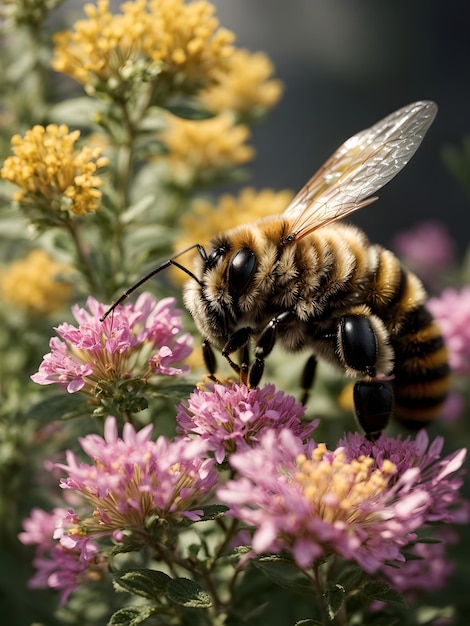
[325,584,346,620]
[108,606,158,626]
[294,621,323,626]
[26,393,92,421]
[166,577,212,608]
[195,504,229,521]
[49,97,103,127]
[113,569,171,599]
[361,581,408,608]
[163,99,214,120]
[254,556,313,594]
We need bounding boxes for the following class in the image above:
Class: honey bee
[102,101,449,439]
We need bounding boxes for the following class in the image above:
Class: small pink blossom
[392,220,456,285]
[31,293,193,405]
[18,507,103,605]
[55,416,218,541]
[428,286,470,375]
[175,382,317,463]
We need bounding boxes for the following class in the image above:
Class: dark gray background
[210,1,470,254]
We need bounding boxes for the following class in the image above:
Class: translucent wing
[283,100,437,242]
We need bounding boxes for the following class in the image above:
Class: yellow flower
[160,113,254,185]
[171,187,294,282]
[338,382,355,412]
[0,250,74,315]
[1,124,108,217]
[52,0,235,94]
[200,49,283,117]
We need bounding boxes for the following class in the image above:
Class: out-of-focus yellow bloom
[1,124,108,217]
[0,249,74,315]
[200,49,283,117]
[338,382,355,412]
[160,113,254,185]
[172,187,294,282]
[52,0,235,93]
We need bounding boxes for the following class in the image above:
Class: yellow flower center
[295,444,396,525]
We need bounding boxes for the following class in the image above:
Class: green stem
[312,561,331,625]
[65,220,97,293]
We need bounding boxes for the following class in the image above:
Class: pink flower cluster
[217,428,467,579]
[176,382,317,463]
[428,286,470,375]
[20,381,469,605]
[31,293,193,394]
[56,417,217,539]
[18,507,103,605]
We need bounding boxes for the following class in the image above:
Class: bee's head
[183,233,263,346]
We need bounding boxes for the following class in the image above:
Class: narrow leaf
[325,584,346,620]
[108,606,157,626]
[362,581,408,608]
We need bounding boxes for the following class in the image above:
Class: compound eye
[228,247,257,296]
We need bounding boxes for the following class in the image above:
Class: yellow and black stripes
[390,304,450,427]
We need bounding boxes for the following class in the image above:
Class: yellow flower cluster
[160,113,254,185]
[200,49,283,117]
[1,124,108,216]
[52,0,235,92]
[0,249,74,315]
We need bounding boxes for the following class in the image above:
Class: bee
[102,100,449,440]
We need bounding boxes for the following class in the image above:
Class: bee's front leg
[220,327,252,381]
[249,311,295,387]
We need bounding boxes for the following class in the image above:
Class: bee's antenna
[100,244,206,322]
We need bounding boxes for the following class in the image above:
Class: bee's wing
[283,100,437,241]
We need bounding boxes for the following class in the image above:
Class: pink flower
[55,416,218,543]
[427,287,470,375]
[380,531,456,595]
[392,220,456,285]
[31,293,193,408]
[340,430,468,526]
[218,429,467,576]
[175,382,317,463]
[19,507,103,605]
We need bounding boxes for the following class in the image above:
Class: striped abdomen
[365,245,450,427]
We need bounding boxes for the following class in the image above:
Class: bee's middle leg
[337,313,394,440]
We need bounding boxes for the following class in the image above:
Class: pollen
[295,445,396,523]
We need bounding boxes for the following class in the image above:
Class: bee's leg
[337,314,394,440]
[239,345,250,385]
[221,327,252,379]
[250,311,294,387]
[202,339,218,381]
[300,355,318,406]
[353,380,394,441]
